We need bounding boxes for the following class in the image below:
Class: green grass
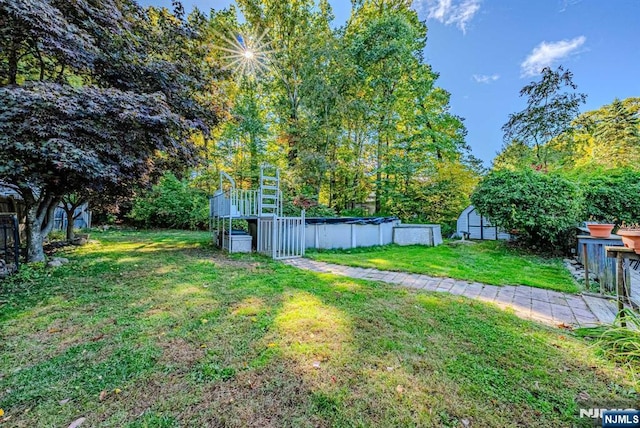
[0,230,634,427]
[308,240,579,293]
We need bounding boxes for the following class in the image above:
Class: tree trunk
[61,195,85,241]
[249,132,259,188]
[23,189,58,263]
[65,208,75,241]
[8,36,19,85]
[375,134,383,213]
[26,205,46,263]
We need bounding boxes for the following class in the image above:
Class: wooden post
[582,242,589,289]
[617,253,626,327]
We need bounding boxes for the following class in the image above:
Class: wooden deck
[582,295,619,324]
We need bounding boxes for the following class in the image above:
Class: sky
[139,0,640,166]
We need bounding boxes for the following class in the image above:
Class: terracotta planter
[617,229,640,255]
[586,223,615,238]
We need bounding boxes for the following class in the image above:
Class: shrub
[282,193,337,218]
[130,173,209,230]
[579,169,640,224]
[339,208,370,217]
[471,169,582,252]
[575,309,640,378]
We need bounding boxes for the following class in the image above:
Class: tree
[578,169,640,225]
[347,4,423,212]
[471,169,582,252]
[0,1,221,261]
[502,66,586,168]
[492,140,535,171]
[60,193,87,242]
[0,83,189,260]
[130,172,209,230]
[496,97,640,173]
[237,0,325,171]
[195,0,473,226]
[573,97,640,169]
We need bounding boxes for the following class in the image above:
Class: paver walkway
[284,258,621,328]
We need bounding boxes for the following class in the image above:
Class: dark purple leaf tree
[0,0,222,261]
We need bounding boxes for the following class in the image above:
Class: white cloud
[559,0,583,13]
[473,74,500,83]
[419,0,481,34]
[520,36,586,77]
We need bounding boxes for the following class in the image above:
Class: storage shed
[54,203,92,230]
[1,184,91,231]
[456,205,511,241]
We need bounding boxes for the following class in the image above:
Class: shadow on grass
[0,230,636,427]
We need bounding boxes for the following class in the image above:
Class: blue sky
[140,0,640,166]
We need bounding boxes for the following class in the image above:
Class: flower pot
[586,223,615,238]
[617,229,640,255]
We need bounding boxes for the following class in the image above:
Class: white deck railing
[211,189,259,218]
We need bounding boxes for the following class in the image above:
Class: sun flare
[214,29,272,76]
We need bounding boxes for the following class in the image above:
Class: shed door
[467,208,499,240]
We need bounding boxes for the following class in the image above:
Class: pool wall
[393,224,443,247]
[304,219,443,250]
[305,219,398,250]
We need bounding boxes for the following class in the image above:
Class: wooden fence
[577,235,630,294]
[0,213,20,276]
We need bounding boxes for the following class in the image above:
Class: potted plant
[585,217,616,239]
[617,223,640,254]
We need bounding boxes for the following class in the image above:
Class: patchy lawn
[308,240,579,293]
[0,231,633,427]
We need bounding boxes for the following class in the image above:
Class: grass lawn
[308,241,579,293]
[0,230,634,427]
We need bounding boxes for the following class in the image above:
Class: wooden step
[583,295,617,324]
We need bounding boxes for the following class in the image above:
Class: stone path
[284,258,622,328]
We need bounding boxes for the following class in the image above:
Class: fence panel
[257,214,305,259]
[0,213,20,277]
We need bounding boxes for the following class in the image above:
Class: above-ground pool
[304,217,442,250]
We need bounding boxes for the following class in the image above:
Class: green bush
[130,173,209,230]
[578,169,640,224]
[471,169,582,252]
[339,208,370,217]
[281,193,337,218]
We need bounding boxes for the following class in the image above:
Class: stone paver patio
[284,258,622,328]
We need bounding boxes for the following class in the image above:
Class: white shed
[456,205,511,241]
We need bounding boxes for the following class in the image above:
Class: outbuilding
[456,205,511,240]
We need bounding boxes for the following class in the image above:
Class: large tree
[495,97,640,172]
[198,0,473,227]
[502,66,586,168]
[0,0,221,261]
[573,97,640,169]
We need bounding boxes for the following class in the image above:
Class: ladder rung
[261,195,277,200]
[261,176,277,181]
[261,185,278,190]
[261,204,277,209]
